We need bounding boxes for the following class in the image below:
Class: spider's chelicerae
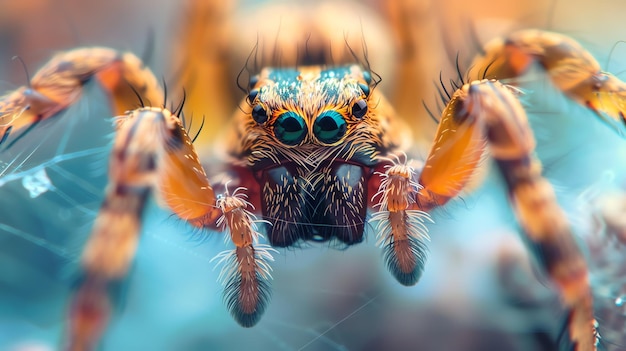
[1,1,626,351]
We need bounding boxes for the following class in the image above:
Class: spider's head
[228,65,401,248]
[248,65,371,145]
[234,64,398,171]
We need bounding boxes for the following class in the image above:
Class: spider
[1,1,626,351]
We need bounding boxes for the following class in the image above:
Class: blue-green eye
[314,111,347,144]
[274,112,307,145]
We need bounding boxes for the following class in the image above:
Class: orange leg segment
[0,47,163,144]
[469,29,626,132]
[414,79,596,351]
[68,106,275,349]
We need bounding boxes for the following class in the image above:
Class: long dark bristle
[422,100,440,124]
[191,115,205,143]
[436,81,450,106]
[481,59,497,80]
[161,77,168,109]
[455,52,465,85]
[128,83,145,108]
[344,28,382,90]
[173,88,186,117]
[11,56,32,88]
[605,40,626,73]
[449,78,460,91]
[236,38,260,96]
[439,72,451,100]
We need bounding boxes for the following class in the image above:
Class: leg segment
[0,47,163,144]
[371,161,433,286]
[67,108,161,351]
[213,190,276,327]
[68,106,276,350]
[468,29,626,132]
[414,79,596,350]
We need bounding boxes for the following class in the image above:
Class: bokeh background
[0,0,626,350]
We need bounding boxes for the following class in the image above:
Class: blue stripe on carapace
[319,66,354,99]
[261,65,359,103]
[319,66,352,80]
[265,68,301,101]
[266,68,300,83]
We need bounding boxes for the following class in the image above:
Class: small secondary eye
[274,111,307,145]
[314,110,347,144]
[248,75,259,90]
[351,99,368,119]
[248,89,259,104]
[252,104,268,124]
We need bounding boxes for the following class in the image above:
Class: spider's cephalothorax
[229,65,402,248]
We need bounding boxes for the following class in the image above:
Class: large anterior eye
[274,111,307,145]
[314,110,347,144]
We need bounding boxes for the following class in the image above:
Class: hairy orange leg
[371,160,434,286]
[67,105,275,350]
[0,46,280,350]
[0,47,163,144]
[468,29,626,132]
[410,79,596,350]
[369,75,489,288]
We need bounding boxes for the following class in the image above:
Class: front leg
[373,80,596,350]
[370,160,433,286]
[67,107,275,350]
[436,80,594,350]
